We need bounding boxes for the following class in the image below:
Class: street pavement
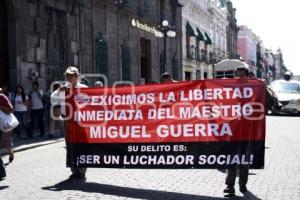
[0,115,299,200]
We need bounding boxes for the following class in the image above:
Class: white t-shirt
[51,82,88,116]
[14,94,28,112]
[31,89,44,110]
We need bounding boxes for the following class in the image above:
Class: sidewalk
[0,134,64,156]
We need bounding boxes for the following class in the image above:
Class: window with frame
[196,70,201,80]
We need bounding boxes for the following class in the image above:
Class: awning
[196,28,204,41]
[205,32,212,45]
[186,21,198,37]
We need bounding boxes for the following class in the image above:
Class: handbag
[0,111,19,132]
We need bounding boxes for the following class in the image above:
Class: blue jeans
[0,132,6,178]
[14,111,28,137]
[29,109,45,137]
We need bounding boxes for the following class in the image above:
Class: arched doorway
[0,1,9,87]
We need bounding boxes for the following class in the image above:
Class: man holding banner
[63,67,265,196]
[51,66,88,181]
[224,64,252,195]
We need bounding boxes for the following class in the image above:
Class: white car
[270,80,300,115]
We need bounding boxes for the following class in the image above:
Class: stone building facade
[225,0,238,59]
[0,0,182,91]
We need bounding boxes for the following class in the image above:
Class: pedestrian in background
[1,83,13,102]
[13,85,29,138]
[28,81,45,138]
[49,83,64,138]
[43,87,52,132]
[0,92,14,180]
[161,72,177,83]
[0,84,15,163]
[283,71,292,81]
[51,66,88,181]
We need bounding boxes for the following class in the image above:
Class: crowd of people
[0,65,258,196]
[0,82,57,140]
[0,79,65,181]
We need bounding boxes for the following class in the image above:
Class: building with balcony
[262,48,286,83]
[256,41,266,78]
[209,0,228,61]
[224,0,239,59]
[181,0,228,81]
[237,25,258,75]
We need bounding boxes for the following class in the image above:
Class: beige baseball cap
[64,66,80,75]
[94,81,103,87]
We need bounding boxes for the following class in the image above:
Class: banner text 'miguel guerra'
[89,123,232,139]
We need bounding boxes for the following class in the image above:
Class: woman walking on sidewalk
[0,85,15,163]
[0,92,14,180]
[13,85,29,138]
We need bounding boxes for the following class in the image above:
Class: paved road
[0,116,299,200]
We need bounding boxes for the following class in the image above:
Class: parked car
[266,86,282,115]
[270,80,300,115]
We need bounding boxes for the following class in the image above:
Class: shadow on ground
[217,169,257,176]
[0,185,9,190]
[42,179,262,200]
[267,113,299,117]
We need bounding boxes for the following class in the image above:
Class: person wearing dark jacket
[224,66,250,195]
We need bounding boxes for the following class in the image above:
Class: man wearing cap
[51,66,88,181]
[224,66,250,195]
[94,81,104,87]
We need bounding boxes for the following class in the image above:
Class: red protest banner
[65,79,265,169]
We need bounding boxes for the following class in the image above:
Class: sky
[230,0,300,75]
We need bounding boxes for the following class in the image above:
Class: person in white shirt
[51,66,88,181]
[13,85,29,138]
[49,83,64,139]
[28,81,45,138]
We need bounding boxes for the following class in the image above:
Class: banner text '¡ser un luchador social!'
[65,79,266,169]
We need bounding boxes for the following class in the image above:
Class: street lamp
[155,20,176,73]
